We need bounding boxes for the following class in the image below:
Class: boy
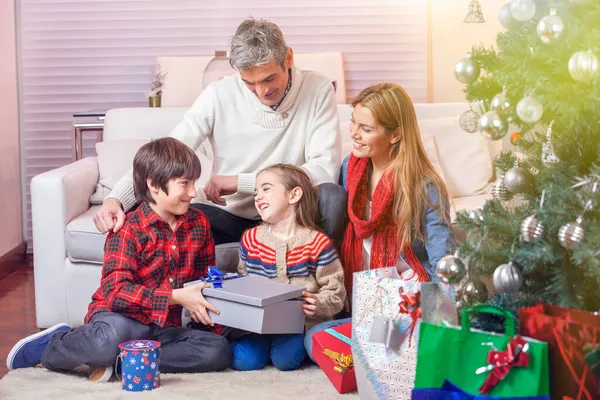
[7,138,232,380]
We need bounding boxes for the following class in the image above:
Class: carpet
[0,365,359,399]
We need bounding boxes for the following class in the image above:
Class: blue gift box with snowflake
[118,340,161,392]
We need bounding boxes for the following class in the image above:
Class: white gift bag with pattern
[351,267,457,399]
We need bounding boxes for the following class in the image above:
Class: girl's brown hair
[352,83,451,249]
[258,164,320,231]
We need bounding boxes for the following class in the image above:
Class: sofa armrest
[31,157,99,328]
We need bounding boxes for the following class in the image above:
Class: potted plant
[146,63,167,107]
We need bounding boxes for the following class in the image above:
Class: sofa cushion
[419,117,493,198]
[66,205,106,264]
[450,192,493,222]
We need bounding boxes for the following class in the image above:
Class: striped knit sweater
[238,224,346,329]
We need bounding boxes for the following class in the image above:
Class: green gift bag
[414,305,550,398]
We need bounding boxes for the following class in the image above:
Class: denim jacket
[340,155,455,281]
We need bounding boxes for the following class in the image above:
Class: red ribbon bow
[479,336,530,395]
[398,290,421,346]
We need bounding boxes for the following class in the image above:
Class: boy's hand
[172,283,220,326]
[302,291,319,317]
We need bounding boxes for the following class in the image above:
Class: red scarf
[340,154,430,296]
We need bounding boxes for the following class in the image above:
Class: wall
[430,0,504,102]
[0,0,23,257]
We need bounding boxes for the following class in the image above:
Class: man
[94,18,347,245]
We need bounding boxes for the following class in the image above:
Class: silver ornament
[459,110,480,133]
[469,208,484,222]
[490,93,512,115]
[470,99,488,115]
[479,111,509,140]
[492,175,513,201]
[558,216,585,249]
[510,0,536,22]
[436,254,467,284]
[462,278,489,304]
[568,50,600,83]
[516,96,544,123]
[537,9,564,44]
[504,167,533,194]
[493,261,523,293]
[521,214,545,242]
[455,57,480,84]
[542,121,560,166]
[499,3,519,29]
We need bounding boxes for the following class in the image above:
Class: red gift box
[312,322,357,394]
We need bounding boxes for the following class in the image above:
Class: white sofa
[31,102,501,329]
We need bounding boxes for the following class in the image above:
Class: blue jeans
[230,333,307,371]
[42,312,231,373]
[304,318,352,362]
[192,182,348,246]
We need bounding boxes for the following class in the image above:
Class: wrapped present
[182,271,305,334]
[412,380,551,400]
[312,322,357,394]
[414,305,550,399]
[351,268,457,399]
[520,303,600,400]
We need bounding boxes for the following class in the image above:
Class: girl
[305,82,454,356]
[231,164,346,371]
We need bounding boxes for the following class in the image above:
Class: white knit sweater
[108,66,341,219]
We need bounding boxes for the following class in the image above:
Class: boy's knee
[205,335,232,371]
[88,322,126,366]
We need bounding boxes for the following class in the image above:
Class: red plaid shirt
[85,202,215,327]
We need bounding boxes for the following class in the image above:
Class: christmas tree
[443,0,600,330]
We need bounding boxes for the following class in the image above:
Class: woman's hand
[302,291,319,317]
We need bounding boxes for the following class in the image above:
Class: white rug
[0,365,359,400]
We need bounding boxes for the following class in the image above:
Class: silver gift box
[182,276,306,334]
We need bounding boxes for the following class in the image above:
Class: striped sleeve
[237,231,249,275]
[312,233,346,319]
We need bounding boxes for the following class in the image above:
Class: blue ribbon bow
[199,266,241,288]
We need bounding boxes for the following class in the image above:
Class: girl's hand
[302,291,319,317]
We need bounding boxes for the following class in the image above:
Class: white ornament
[568,50,600,83]
[537,9,564,44]
[516,96,544,123]
[510,0,536,22]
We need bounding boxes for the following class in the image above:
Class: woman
[304,82,454,357]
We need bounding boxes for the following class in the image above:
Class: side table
[72,111,106,161]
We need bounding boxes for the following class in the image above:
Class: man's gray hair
[229,18,288,70]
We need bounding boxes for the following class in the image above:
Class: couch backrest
[102,102,499,198]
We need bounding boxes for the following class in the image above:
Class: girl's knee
[271,335,306,371]
[230,336,270,371]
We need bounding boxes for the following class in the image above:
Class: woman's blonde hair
[257,164,320,231]
[352,82,450,249]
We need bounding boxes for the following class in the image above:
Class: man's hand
[302,291,319,317]
[172,282,220,326]
[94,198,125,234]
[204,175,238,206]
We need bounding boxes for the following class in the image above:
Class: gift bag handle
[461,305,516,337]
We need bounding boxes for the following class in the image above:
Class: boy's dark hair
[133,138,201,203]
